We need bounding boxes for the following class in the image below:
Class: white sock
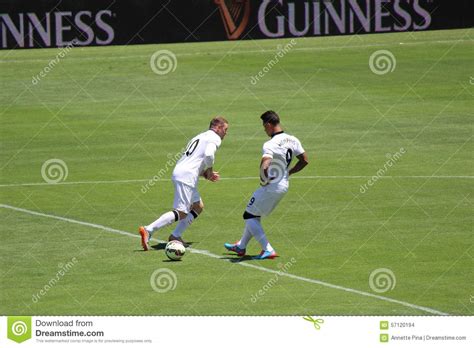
[146,211,178,236]
[247,218,274,252]
[171,210,198,238]
[237,224,252,249]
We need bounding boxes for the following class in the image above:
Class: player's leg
[246,217,277,259]
[226,214,276,258]
[238,215,253,249]
[169,194,203,244]
[144,210,181,235]
[225,187,266,256]
[138,181,189,251]
[228,187,285,259]
[253,191,286,259]
[139,209,185,251]
[224,211,253,256]
[146,181,191,235]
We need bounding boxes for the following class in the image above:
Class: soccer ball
[165,240,186,261]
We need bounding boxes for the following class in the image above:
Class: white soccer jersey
[262,131,305,192]
[172,130,221,187]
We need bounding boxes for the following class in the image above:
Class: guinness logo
[214,0,250,40]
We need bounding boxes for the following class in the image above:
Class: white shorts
[172,180,201,214]
[245,186,286,217]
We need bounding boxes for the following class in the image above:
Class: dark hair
[260,110,280,125]
[209,116,228,129]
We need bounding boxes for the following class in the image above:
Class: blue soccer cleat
[224,242,246,256]
[254,250,278,260]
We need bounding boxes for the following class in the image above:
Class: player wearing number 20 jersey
[172,129,222,188]
[224,111,308,259]
[139,117,228,250]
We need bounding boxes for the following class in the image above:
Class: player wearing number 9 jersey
[139,117,228,250]
[224,111,308,259]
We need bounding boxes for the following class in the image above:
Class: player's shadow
[151,243,167,250]
[134,243,168,252]
[220,254,258,263]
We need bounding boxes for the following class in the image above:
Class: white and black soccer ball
[165,241,186,261]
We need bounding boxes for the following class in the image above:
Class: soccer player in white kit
[224,111,308,259]
[139,117,228,250]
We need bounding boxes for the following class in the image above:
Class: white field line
[0,203,449,316]
[0,175,472,188]
[0,39,470,64]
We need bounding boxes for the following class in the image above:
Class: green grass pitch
[0,28,472,315]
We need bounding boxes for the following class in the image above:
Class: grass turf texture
[0,28,473,315]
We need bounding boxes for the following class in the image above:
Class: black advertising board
[1,0,472,49]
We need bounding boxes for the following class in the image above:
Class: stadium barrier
[1,0,473,49]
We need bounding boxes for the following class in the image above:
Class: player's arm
[202,143,220,182]
[202,167,219,182]
[289,152,308,176]
[259,156,273,185]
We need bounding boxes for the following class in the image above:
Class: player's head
[260,110,281,137]
[209,116,229,139]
